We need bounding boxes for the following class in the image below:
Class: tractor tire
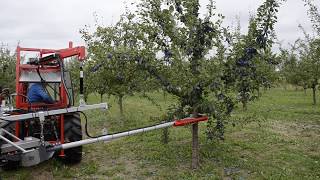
[62,112,82,164]
[1,122,20,170]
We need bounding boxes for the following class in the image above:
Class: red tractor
[0,42,208,169]
[1,42,87,168]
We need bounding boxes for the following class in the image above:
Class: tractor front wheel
[62,112,83,164]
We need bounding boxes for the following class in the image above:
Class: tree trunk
[242,101,247,111]
[191,111,199,169]
[118,94,124,118]
[257,87,261,99]
[191,123,199,169]
[163,91,167,102]
[304,88,307,96]
[162,127,169,144]
[84,93,88,102]
[263,87,267,92]
[312,87,316,105]
[100,93,103,103]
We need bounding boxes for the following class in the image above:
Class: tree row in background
[0,45,16,92]
[280,0,320,105]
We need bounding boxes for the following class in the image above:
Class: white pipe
[0,128,22,141]
[53,122,175,151]
[0,135,28,153]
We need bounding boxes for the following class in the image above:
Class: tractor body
[0,42,89,168]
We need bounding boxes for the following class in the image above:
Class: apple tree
[224,0,283,110]
[81,13,153,118]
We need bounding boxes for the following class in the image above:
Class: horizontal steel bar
[0,103,108,122]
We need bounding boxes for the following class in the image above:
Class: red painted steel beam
[173,116,208,127]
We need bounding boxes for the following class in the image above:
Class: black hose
[78,111,100,138]
[78,111,172,139]
[36,66,56,94]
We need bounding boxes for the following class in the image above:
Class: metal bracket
[21,146,54,167]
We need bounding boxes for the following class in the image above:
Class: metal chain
[38,112,45,146]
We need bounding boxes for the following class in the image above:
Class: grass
[1,88,320,179]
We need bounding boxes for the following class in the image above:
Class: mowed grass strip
[1,88,319,179]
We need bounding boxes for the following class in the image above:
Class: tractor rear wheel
[0,122,20,170]
[62,112,82,164]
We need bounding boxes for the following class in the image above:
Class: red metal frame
[174,116,208,127]
[59,115,65,157]
[15,42,85,110]
[14,42,86,156]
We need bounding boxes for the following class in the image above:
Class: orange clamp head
[174,116,208,127]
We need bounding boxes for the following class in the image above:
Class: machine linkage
[0,103,108,167]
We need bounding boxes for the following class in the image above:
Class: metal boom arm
[48,116,208,152]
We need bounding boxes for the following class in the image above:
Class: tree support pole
[191,122,199,169]
[191,110,200,169]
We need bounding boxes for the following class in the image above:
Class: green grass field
[1,88,319,179]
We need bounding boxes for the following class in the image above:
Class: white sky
[0,0,319,51]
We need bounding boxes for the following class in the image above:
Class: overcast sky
[0,0,319,51]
